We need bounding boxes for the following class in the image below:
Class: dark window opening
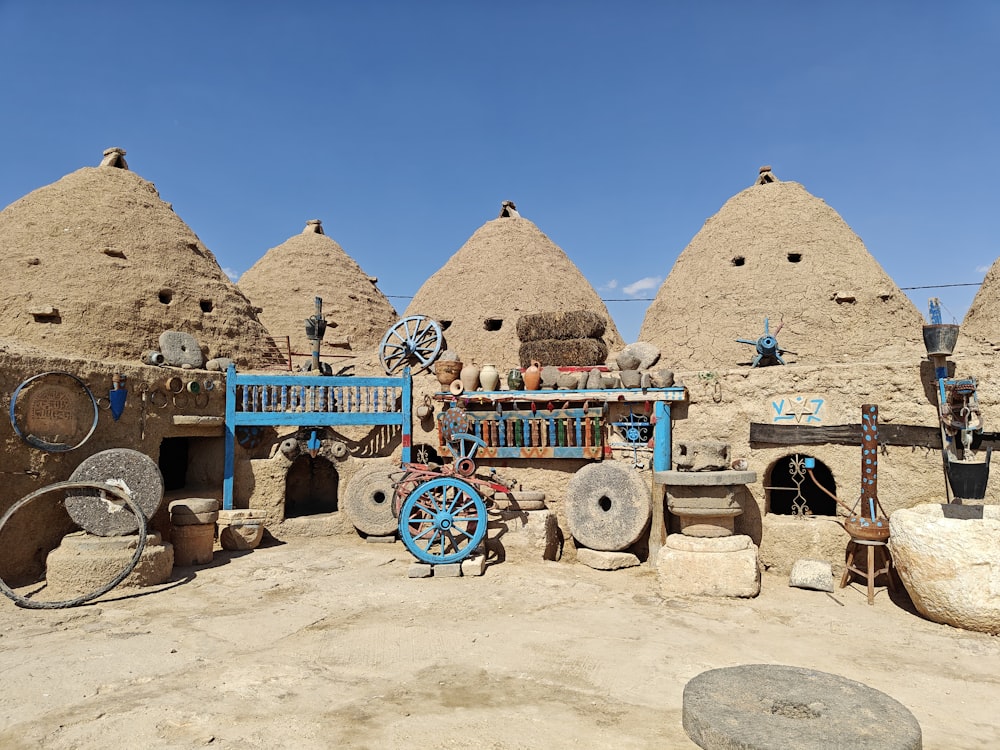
[200,299,214,313]
[732,256,745,267]
[484,318,503,331]
[159,289,173,305]
[787,253,802,263]
[766,453,836,516]
[284,455,339,517]
[158,437,189,492]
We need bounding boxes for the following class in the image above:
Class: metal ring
[193,391,210,409]
[166,376,184,394]
[96,397,112,410]
[9,371,99,452]
[172,392,189,409]
[147,388,169,408]
[0,480,147,609]
[203,380,216,391]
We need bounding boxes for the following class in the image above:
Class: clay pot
[480,363,500,392]
[436,360,463,388]
[507,368,524,391]
[460,362,481,392]
[523,361,542,391]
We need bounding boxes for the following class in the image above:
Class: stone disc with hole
[159,330,205,368]
[65,449,165,536]
[343,462,399,536]
[682,664,922,750]
[564,463,651,551]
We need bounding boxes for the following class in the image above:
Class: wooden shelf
[433,387,686,404]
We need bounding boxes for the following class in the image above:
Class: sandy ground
[1,533,998,750]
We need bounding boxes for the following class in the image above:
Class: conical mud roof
[405,203,624,367]
[0,148,281,368]
[639,167,924,370]
[238,220,398,357]
[958,258,1000,354]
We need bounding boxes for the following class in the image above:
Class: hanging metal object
[736,317,795,367]
[307,430,322,458]
[108,374,128,421]
[610,407,652,468]
[9,371,99,452]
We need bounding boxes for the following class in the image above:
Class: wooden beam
[749,422,942,449]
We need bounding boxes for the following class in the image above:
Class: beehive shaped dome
[639,168,924,370]
[405,202,624,367]
[238,220,398,358]
[958,257,1000,354]
[0,148,281,368]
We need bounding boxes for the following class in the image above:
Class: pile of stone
[655,441,760,597]
[169,498,218,566]
[612,341,674,389]
[47,449,173,595]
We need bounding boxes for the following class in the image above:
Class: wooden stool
[840,538,895,605]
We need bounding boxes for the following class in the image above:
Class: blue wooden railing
[223,365,411,509]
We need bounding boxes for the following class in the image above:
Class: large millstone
[683,664,922,750]
[565,462,651,551]
[65,449,165,536]
[889,503,1000,634]
[342,462,399,537]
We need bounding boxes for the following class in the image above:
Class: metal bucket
[946,453,991,500]
[922,324,960,357]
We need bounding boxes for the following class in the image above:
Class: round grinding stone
[565,462,651,551]
[342,463,399,537]
[66,449,165,536]
[158,330,204,368]
[682,664,922,750]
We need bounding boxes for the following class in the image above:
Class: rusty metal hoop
[9,372,99,452]
[0,480,148,609]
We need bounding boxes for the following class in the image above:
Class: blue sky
[2,1,997,343]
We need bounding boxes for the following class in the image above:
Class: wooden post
[311,296,323,373]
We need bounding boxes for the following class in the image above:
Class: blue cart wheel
[399,477,486,565]
[446,432,485,477]
[378,315,443,375]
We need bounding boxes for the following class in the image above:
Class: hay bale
[516,310,606,342]
[518,338,608,367]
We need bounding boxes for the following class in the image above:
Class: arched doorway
[766,453,837,516]
[284,455,339,517]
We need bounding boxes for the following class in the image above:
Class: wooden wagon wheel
[378,315,443,375]
[398,476,487,565]
[446,432,485,477]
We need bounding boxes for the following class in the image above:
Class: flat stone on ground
[576,548,640,570]
[683,664,921,750]
[789,559,834,592]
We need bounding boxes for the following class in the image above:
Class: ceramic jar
[507,368,524,391]
[523,361,542,391]
[480,363,500,392]
[436,360,463,388]
[460,362,481,392]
